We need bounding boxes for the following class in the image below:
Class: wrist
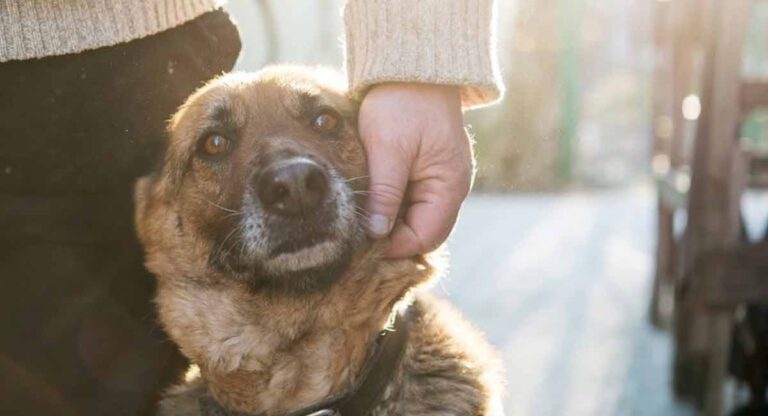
[367,82,461,104]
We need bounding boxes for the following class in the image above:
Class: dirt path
[441,187,695,416]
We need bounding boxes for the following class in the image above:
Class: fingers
[363,135,411,238]
[384,178,466,258]
[357,82,469,255]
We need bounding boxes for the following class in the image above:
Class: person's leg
[0,10,240,416]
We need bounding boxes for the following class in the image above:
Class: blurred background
[223,1,768,415]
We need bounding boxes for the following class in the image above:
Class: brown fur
[134,66,503,415]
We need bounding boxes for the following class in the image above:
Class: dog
[134,66,503,416]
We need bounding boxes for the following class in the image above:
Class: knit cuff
[343,0,504,109]
[0,0,218,62]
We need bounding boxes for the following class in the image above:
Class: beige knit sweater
[0,0,502,107]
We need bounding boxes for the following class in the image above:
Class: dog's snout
[256,160,329,217]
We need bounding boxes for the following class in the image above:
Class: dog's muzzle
[255,158,330,219]
[232,155,359,283]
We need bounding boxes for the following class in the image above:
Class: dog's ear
[134,175,174,250]
[163,106,192,192]
[133,176,155,246]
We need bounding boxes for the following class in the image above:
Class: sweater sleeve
[343,0,504,109]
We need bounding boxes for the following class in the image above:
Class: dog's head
[135,66,370,292]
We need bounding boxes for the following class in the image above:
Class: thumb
[364,137,411,238]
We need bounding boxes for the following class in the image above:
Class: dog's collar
[198,308,411,416]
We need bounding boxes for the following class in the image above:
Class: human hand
[358,82,473,258]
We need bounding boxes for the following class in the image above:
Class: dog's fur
[134,66,503,415]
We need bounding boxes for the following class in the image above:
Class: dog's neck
[156,247,433,415]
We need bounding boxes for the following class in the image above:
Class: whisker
[193,196,239,214]
[221,224,246,262]
[352,206,371,218]
[214,225,242,260]
[238,232,251,259]
[344,175,370,183]
[218,211,246,221]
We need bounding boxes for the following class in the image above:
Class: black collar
[199,308,411,416]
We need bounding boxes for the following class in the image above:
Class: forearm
[343,0,504,108]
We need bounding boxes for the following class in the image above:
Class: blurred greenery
[742,1,768,156]
[469,0,654,191]
[742,110,768,155]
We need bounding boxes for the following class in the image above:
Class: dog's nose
[256,160,330,217]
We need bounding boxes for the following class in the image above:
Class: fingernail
[368,214,391,237]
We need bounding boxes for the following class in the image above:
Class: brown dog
[134,66,503,416]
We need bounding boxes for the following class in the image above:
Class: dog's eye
[199,134,231,157]
[312,110,339,133]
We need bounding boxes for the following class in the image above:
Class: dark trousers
[0,10,241,415]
